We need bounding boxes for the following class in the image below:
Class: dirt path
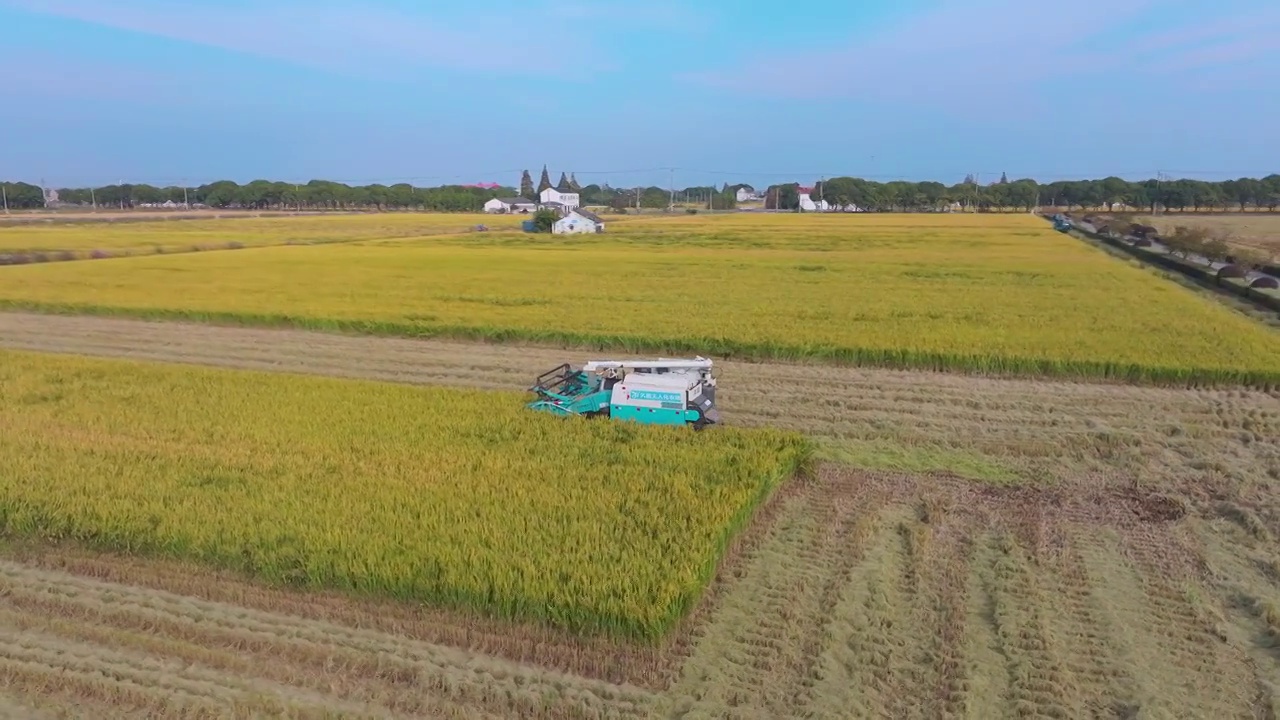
[0,312,1269,429]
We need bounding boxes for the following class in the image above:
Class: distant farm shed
[552,208,605,235]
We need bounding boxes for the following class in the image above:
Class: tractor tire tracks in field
[0,558,659,719]
[654,468,1267,719]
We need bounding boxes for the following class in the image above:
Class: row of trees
[521,167,582,197]
[0,179,519,212]
[761,174,1280,213]
[0,176,739,212]
[2,173,1278,213]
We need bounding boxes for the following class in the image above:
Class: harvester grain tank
[527,357,720,429]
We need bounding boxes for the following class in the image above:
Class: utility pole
[668,168,674,212]
[118,179,124,210]
[40,178,48,208]
[2,184,8,214]
[90,187,96,210]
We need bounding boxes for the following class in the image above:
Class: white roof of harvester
[583,357,712,372]
[619,373,696,390]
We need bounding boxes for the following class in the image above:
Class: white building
[797,187,831,212]
[735,186,759,203]
[552,208,604,234]
[539,187,580,209]
[483,197,536,213]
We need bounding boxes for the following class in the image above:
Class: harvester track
[3,311,1275,450]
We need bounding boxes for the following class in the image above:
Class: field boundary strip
[1,300,1276,389]
[0,210,382,226]
[0,227,491,265]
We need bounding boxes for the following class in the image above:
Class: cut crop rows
[0,558,657,719]
[658,468,1272,718]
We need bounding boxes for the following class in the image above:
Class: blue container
[521,220,536,233]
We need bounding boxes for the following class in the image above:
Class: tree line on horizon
[760,173,1280,213]
[1,173,1278,213]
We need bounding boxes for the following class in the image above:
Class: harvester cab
[527,357,720,429]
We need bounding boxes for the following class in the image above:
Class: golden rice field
[1,213,1276,385]
[0,349,809,640]
[0,212,517,256]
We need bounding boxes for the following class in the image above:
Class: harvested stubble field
[1140,213,1280,256]
[2,314,1280,718]
[0,212,518,258]
[1,213,1278,385]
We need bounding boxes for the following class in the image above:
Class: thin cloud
[1124,10,1280,56]
[542,0,710,33]
[6,49,192,103]
[682,0,1273,108]
[684,0,1148,101]
[2,0,608,79]
[1157,38,1275,72]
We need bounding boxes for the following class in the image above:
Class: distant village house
[539,187,580,209]
[783,184,861,212]
[552,208,605,234]
[797,187,831,212]
[483,197,536,213]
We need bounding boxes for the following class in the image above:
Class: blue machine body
[527,358,720,429]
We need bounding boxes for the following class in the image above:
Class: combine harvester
[528,357,721,429]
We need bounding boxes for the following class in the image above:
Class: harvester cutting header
[527,357,720,429]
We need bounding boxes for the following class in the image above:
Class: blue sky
[2,0,1277,189]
